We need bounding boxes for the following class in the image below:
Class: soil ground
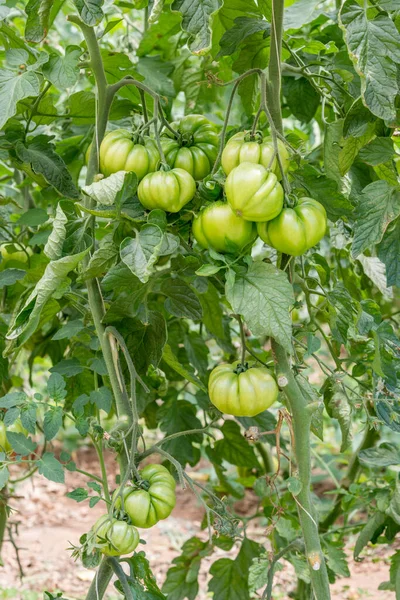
[0,446,395,600]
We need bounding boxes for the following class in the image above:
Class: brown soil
[0,447,395,600]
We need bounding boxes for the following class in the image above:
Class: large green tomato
[93,515,140,556]
[138,168,196,213]
[225,162,284,222]
[208,362,279,417]
[113,464,176,528]
[0,244,31,270]
[221,132,290,180]
[96,130,160,179]
[192,202,257,254]
[161,115,219,180]
[257,197,327,256]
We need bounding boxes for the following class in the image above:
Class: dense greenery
[0,0,399,599]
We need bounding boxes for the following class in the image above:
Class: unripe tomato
[138,168,196,213]
[208,362,279,417]
[257,197,327,256]
[192,202,257,254]
[225,162,284,222]
[0,244,31,270]
[161,115,219,180]
[221,132,290,180]
[94,130,160,180]
[113,464,176,528]
[93,515,140,556]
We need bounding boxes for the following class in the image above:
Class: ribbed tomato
[192,202,256,253]
[221,132,290,180]
[93,515,140,556]
[138,168,196,212]
[96,130,160,180]
[257,197,327,256]
[161,115,219,180]
[208,362,279,417]
[224,162,284,222]
[113,464,176,529]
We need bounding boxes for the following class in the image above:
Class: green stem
[262,539,303,600]
[272,342,331,599]
[85,557,114,600]
[94,440,110,503]
[255,443,274,474]
[268,0,284,133]
[0,499,7,566]
[110,558,134,600]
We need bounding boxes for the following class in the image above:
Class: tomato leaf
[38,452,65,483]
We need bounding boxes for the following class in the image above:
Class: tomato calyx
[159,162,171,172]
[285,193,297,209]
[178,132,194,147]
[131,132,145,146]
[234,362,249,375]
[138,479,151,491]
[244,130,263,144]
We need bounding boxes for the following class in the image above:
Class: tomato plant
[0,0,399,599]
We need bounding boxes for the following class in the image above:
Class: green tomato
[0,244,31,270]
[192,202,257,254]
[225,162,284,222]
[257,197,327,256]
[138,168,196,213]
[208,361,279,417]
[161,114,219,180]
[198,176,223,202]
[93,515,140,556]
[95,130,160,180]
[113,464,176,529]
[221,132,290,180]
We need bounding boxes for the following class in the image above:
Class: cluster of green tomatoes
[90,464,176,556]
[98,114,327,257]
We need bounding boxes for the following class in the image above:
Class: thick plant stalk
[85,557,114,600]
[272,342,331,598]
[267,0,331,595]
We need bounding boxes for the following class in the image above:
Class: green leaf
[82,241,118,280]
[137,55,175,98]
[162,344,206,391]
[6,246,90,349]
[292,165,354,222]
[24,0,52,42]
[161,278,202,320]
[359,443,400,468]
[327,285,356,345]
[20,404,37,434]
[357,255,393,300]
[0,68,40,129]
[195,264,222,276]
[324,540,350,579]
[284,0,323,30]
[0,392,27,409]
[183,332,208,377]
[0,466,9,490]
[171,0,222,55]
[377,218,400,288]
[163,537,210,600]
[66,488,89,502]
[248,553,269,593]
[323,378,352,452]
[287,476,302,496]
[358,137,395,166]
[6,431,37,454]
[83,171,137,206]
[50,358,83,377]
[324,119,344,185]
[0,269,26,288]
[226,262,293,353]
[18,208,48,226]
[52,319,84,341]
[120,224,164,283]
[15,137,79,199]
[73,0,103,26]
[218,17,269,57]
[283,77,320,123]
[38,452,65,483]
[351,181,400,258]
[42,46,82,89]
[214,421,260,468]
[121,311,167,374]
[43,406,63,440]
[47,372,67,401]
[44,204,68,260]
[339,0,400,121]
[90,387,112,413]
[387,479,400,526]
[209,538,261,600]
[158,398,203,466]
[198,282,225,339]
